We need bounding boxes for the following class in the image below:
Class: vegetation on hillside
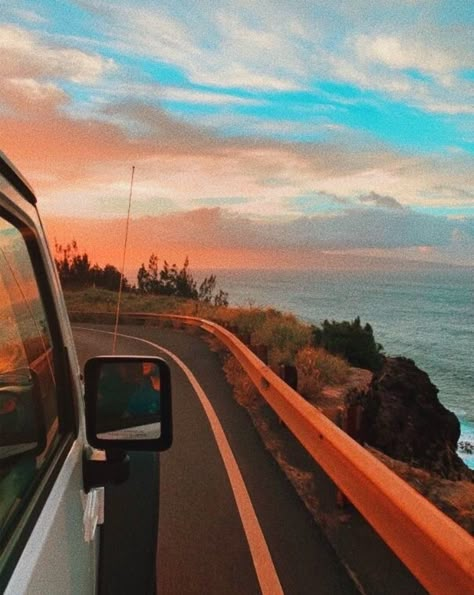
[295,347,350,399]
[54,240,128,291]
[54,240,228,305]
[312,317,384,371]
[65,287,363,398]
[137,253,228,305]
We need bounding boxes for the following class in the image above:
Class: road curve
[73,323,358,595]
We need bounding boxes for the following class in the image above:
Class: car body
[0,152,171,594]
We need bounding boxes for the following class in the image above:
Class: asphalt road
[73,323,358,595]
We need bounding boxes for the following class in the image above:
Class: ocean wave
[459,420,474,469]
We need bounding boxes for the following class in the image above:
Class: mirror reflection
[0,369,44,459]
[96,361,161,441]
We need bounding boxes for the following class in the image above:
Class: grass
[295,347,350,400]
[64,286,197,315]
[65,287,351,390]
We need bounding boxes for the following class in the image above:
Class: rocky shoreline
[312,356,474,532]
[350,356,472,481]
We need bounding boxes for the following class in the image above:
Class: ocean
[207,267,474,469]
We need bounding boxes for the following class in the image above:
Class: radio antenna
[112,165,135,354]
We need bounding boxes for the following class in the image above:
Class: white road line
[76,326,284,595]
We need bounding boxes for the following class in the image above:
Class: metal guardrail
[82,311,474,594]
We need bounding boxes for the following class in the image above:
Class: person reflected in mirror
[127,362,160,418]
[97,362,160,430]
[97,362,142,423]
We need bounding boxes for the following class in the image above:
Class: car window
[0,216,61,544]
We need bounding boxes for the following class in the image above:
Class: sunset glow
[2,1,473,271]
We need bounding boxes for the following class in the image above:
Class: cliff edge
[352,356,472,481]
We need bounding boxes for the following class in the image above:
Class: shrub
[234,309,269,336]
[295,347,350,399]
[294,347,322,400]
[312,316,384,371]
[251,312,312,366]
[222,355,260,409]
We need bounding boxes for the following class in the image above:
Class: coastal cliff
[352,357,472,481]
[340,356,474,533]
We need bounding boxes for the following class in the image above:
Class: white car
[0,152,172,594]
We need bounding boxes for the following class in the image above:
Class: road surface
[73,323,358,594]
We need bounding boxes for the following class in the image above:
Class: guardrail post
[277,365,298,428]
[335,403,363,509]
[238,331,251,345]
[278,364,298,391]
[336,406,348,509]
[252,344,268,364]
[345,402,362,442]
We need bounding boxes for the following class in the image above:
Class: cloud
[100,206,474,251]
[431,186,474,201]
[1,78,69,114]
[157,87,263,106]
[43,206,474,272]
[72,1,311,91]
[359,191,405,210]
[0,24,116,85]
[355,35,462,75]
[2,91,472,223]
[1,56,471,222]
[70,0,474,118]
[9,8,47,24]
[100,101,214,146]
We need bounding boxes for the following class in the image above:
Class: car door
[0,194,98,593]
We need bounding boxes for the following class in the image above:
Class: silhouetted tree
[312,316,384,371]
[54,240,128,291]
[198,275,216,302]
[174,257,197,299]
[213,289,229,307]
[136,254,227,304]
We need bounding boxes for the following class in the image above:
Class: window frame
[0,198,78,590]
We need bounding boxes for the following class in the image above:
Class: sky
[1,0,473,271]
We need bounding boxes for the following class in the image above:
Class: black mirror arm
[83,448,130,493]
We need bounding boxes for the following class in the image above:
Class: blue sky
[1,0,473,267]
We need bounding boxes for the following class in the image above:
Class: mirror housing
[84,356,172,452]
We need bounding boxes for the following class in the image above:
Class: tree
[174,257,197,299]
[137,253,160,294]
[159,260,176,295]
[54,240,128,290]
[213,289,229,307]
[312,316,384,371]
[137,263,149,293]
[97,264,128,292]
[54,240,91,289]
[136,255,228,305]
[198,275,216,302]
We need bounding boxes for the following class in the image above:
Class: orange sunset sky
[1,1,473,275]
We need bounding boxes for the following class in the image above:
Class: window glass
[0,217,60,540]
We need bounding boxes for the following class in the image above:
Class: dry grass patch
[295,347,351,401]
[222,355,260,410]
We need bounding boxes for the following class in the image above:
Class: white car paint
[5,442,98,595]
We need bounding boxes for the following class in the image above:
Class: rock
[356,357,473,481]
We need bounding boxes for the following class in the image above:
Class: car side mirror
[84,356,172,452]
